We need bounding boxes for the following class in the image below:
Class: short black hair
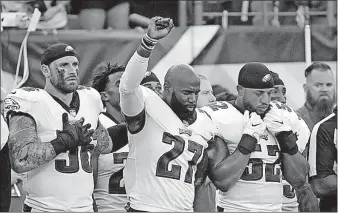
[91,62,125,92]
[304,62,332,78]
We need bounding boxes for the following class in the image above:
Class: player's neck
[105,104,124,123]
[234,98,245,114]
[44,84,73,106]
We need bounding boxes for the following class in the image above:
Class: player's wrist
[50,132,69,155]
[238,134,258,155]
[276,131,298,155]
[140,33,158,52]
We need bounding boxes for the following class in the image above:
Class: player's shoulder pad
[196,108,219,138]
[269,100,300,121]
[201,101,236,117]
[77,85,101,100]
[4,87,42,118]
[5,87,42,103]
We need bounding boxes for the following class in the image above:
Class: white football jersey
[202,101,283,212]
[269,101,311,212]
[4,86,103,212]
[124,87,217,212]
[93,113,129,212]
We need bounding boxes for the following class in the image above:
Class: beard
[243,92,270,117]
[306,90,336,113]
[170,91,196,122]
[51,76,78,94]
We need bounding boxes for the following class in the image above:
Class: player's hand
[57,113,94,149]
[11,170,23,186]
[147,16,174,40]
[242,111,266,141]
[264,102,292,135]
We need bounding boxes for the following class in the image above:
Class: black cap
[141,71,161,85]
[238,62,274,89]
[270,71,285,86]
[41,43,78,65]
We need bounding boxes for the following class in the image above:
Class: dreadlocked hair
[91,62,126,92]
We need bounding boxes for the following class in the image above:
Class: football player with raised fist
[119,17,267,212]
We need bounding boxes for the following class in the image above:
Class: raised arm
[8,112,93,173]
[119,17,174,118]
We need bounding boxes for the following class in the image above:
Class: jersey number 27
[155,132,204,184]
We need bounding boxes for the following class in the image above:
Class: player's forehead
[246,87,275,93]
[142,81,161,87]
[108,71,123,83]
[52,56,79,65]
[175,77,200,91]
[273,85,285,90]
[200,79,212,91]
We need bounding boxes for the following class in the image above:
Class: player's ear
[100,91,109,102]
[236,85,244,96]
[163,82,172,93]
[41,64,51,78]
[303,83,308,93]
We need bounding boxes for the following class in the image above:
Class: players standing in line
[200,63,318,212]
[308,107,337,212]
[91,63,128,212]
[193,75,217,212]
[91,64,163,211]
[4,43,113,212]
[270,71,313,212]
[119,17,270,212]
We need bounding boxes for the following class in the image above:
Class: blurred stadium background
[1,2,337,210]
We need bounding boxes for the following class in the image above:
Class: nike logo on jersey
[252,123,260,127]
[274,120,283,124]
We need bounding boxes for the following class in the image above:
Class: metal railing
[179,1,336,27]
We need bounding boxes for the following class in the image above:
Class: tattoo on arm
[8,114,57,173]
[93,121,113,154]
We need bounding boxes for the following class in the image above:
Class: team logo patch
[144,71,151,77]
[179,128,192,136]
[259,134,268,140]
[4,98,20,111]
[65,46,74,52]
[262,74,271,83]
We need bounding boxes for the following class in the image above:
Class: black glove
[51,113,94,154]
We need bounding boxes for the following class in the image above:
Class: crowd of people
[1,1,335,30]
[0,16,336,212]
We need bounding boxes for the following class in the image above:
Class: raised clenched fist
[147,16,174,40]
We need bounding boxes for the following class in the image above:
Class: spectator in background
[308,106,337,212]
[196,75,216,108]
[1,0,69,29]
[0,86,11,212]
[296,62,336,131]
[212,84,237,102]
[72,0,130,29]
